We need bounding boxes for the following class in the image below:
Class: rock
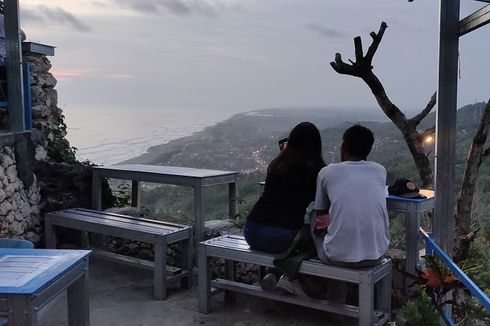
[0,188,5,202]
[204,219,236,238]
[32,105,50,118]
[4,183,16,196]
[35,145,48,161]
[5,211,15,223]
[2,154,14,168]
[0,200,13,215]
[14,211,25,222]
[6,165,18,182]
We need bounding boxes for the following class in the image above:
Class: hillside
[124,107,385,171]
[122,103,490,225]
[126,103,488,185]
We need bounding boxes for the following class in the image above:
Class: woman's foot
[260,273,278,291]
[276,275,308,297]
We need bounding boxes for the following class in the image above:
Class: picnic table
[92,164,239,242]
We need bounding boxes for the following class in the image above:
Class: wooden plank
[46,214,169,244]
[72,208,189,231]
[211,278,360,318]
[48,210,181,236]
[92,250,182,276]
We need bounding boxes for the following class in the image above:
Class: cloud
[22,6,91,32]
[105,74,135,79]
[51,67,135,81]
[305,22,345,39]
[113,0,239,17]
[51,67,90,81]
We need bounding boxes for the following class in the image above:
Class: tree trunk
[453,100,490,262]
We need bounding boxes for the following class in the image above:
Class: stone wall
[24,53,65,141]
[0,132,43,243]
[0,50,91,245]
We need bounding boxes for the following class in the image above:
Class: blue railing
[420,227,490,325]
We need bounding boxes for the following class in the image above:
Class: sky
[18,0,490,116]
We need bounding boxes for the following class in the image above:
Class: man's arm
[313,171,330,232]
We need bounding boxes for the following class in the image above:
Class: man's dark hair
[342,124,374,158]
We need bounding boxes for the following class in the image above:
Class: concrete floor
[38,259,356,326]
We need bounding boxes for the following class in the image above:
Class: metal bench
[45,208,193,300]
[198,234,392,326]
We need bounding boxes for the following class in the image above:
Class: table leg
[228,182,238,220]
[131,181,140,208]
[8,296,37,326]
[405,203,419,276]
[91,173,102,210]
[67,259,90,326]
[194,186,204,243]
[154,242,167,300]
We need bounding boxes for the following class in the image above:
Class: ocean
[63,105,239,165]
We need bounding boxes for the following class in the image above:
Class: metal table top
[0,248,91,294]
[93,164,239,178]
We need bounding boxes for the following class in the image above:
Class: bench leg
[180,234,193,289]
[154,242,167,300]
[45,221,56,248]
[376,265,392,321]
[224,260,236,302]
[359,271,374,326]
[198,244,211,313]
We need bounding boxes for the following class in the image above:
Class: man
[313,124,389,267]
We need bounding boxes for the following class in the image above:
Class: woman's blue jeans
[243,219,298,254]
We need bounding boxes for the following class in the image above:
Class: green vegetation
[47,114,79,164]
[395,286,440,326]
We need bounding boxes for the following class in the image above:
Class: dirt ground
[38,259,356,326]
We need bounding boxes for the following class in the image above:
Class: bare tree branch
[330,21,433,187]
[330,22,388,78]
[410,92,437,126]
[365,22,387,65]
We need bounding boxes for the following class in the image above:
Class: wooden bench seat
[198,234,391,325]
[45,208,192,300]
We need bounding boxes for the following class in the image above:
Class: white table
[92,164,239,242]
[0,248,91,326]
[386,189,435,275]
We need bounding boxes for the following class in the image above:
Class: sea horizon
[62,105,388,166]
[62,105,242,165]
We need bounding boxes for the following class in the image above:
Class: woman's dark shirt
[246,163,323,231]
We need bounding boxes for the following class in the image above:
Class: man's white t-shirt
[314,161,389,262]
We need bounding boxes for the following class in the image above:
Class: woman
[244,122,326,254]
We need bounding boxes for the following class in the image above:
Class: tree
[331,22,490,261]
[330,22,435,188]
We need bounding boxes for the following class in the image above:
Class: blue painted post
[22,64,31,129]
